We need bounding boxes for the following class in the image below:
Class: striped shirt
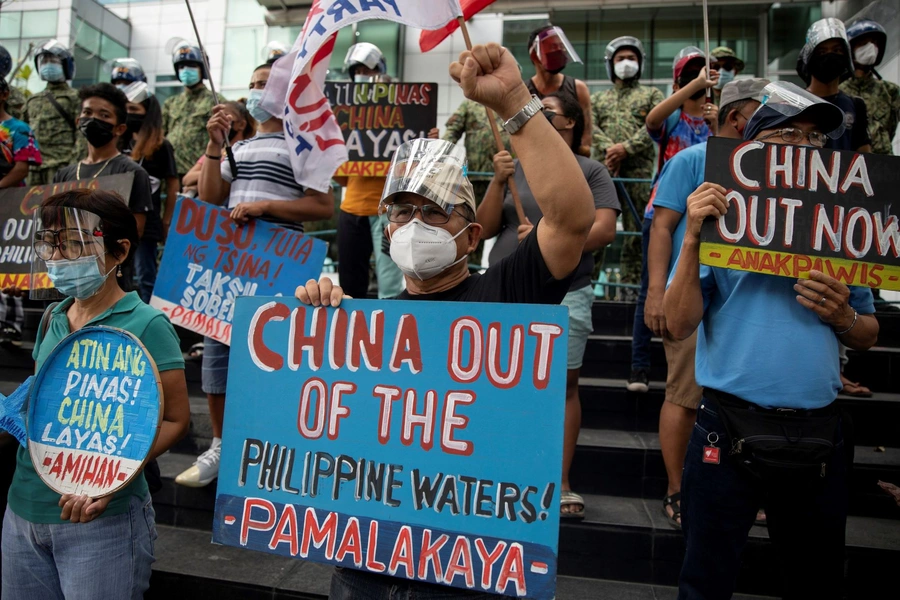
[221,132,305,231]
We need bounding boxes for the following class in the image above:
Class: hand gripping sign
[28,326,163,497]
[213,297,568,599]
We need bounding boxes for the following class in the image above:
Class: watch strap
[502,95,543,135]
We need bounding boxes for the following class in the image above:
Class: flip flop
[662,492,682,530]
[560,490,585,520]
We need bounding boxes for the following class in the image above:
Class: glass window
[222,26,264,87]
[768,2,822,76]
[0,12,21,39]
[72,46,102,90]
[22,10,58,39]
[100,34,127,61]
[75,19,101,56]
[226,0,266,26]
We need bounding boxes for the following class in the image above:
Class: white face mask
[853,42,878,66]
[389,218,470,281]
[614,59,640,80]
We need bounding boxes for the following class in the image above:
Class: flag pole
[457,16,527,225]
[702,0,713,105]
[184,0,237,179]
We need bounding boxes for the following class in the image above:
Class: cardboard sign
[150,197,328,345]
[213,297,568,599]
[0,173,135,289]
[324,82,438,177]
[700,137,900,289]
[28,326,162,497]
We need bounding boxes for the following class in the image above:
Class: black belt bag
[705,389,840,482]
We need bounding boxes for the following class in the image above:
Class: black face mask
[125,113,145,137]
[809,53,848,83]
[79,117,116,147]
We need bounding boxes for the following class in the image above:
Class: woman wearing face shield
[1,189,190,599]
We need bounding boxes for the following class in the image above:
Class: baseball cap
[719,78,770,109]
[711,46,745,71]
[673,46,706,80]
[380,139,476,216]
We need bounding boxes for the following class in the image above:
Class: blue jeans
[678,400,848,600]
[631,216,654,370]
[133,238,159,304]
[330,568,497,599]
[2,494,157,599]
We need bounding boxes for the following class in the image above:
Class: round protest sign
[27,326,163,498]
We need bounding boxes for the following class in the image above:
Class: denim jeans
[678,400,848,600]
[330,567,497,600]
[631,216,654,370]
[133,238,159,304]
[1,494,157,600]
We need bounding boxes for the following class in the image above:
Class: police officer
[0,44,26,120]
[23,40,79,185]
[161,40,216,180]
[108,57,147,88]
[841,19,900,156]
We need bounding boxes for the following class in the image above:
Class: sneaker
[626,368,650,393]
[175,439,221,487]
[0,326,22,348]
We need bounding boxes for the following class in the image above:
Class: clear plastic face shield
[30,207,108,301]
[532,27,582,74]
[672,46,704,72]
[35,40,66,66]
[104,58,144,84]
[263,41,289,64]
[345,43,386,81]
[755,81,847,140]
[806,18,850,51]
[123,81,151,104]
[380,139,475,218]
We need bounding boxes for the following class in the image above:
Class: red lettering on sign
[248,302,291,372]
[240,498,276,546]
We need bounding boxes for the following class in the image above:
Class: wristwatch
[502,95,543,135]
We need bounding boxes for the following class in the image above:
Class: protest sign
[0,173,135,289]
[213,297,568,599]
[700,137,900,290]
[324,82,438,177]
[150,197,328,346]
[28,326,162,497]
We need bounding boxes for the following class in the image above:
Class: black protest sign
[323,82,438,177]
[0,173,134,288]
[700,137,900,290]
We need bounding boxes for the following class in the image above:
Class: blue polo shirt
[650,142,706,274]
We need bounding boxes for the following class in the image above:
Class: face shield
[532,27,582,74]
[263,41,289,64]
[345,43,386,81]
[746,81,846,141]
[380,139,475,217]
[29,207,108,301]
[123,81,151,104]
[104,58,145,84]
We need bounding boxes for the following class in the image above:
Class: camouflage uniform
[442,100,511,204]
[23,82,80,185]
[162,84,216,176]
[6,87,26,120]
[841,74,900,155]
[591,81,664,285]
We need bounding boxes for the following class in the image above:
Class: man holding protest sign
[175,62,333,488]
[294,41,595,598]
[665,82,879,600]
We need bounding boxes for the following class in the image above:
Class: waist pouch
[706,389,840,482]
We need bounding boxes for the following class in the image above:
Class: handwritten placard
[213,297,568,599]
[700,137,900,289]
[150,196,328,345]
[28,326,162,497]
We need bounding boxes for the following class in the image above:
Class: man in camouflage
[0,45,26,120]
[710,46,745,106]
[841,19,899,156]
[162,41,216,179]
[591,36,663,288]
[23,40,80,185]
[441,99,511,204]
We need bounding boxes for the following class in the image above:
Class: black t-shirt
[54,154,154,236]
[130,140,177,241]
[822,91,871,152]
[395,221,573,305]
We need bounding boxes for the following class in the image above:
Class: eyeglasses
[758,127,828,148]
[543,109,559,122]
[385,203,457,225]
[33,228,102,261]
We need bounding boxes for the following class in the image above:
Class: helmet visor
[29,207,106,301]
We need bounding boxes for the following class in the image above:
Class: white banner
[261,0,462,192]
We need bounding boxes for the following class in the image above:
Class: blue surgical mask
[40,63,65,82]
[246,89,272,124]
[715,69,735,89]
[178,66,201,87]
[46,256,115,299]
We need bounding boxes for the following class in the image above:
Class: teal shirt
[9,292,184,524]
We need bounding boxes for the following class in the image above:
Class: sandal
[186,342,205,361]
[662,493,682,529]
[560,490,585,520]
[840,374,872,397]
[755,509,767,527]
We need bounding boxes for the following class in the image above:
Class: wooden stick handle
[456,17,527,225]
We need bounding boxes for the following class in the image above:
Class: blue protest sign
[150,196,328,345]
[213,297,568,599]
[0,375,34,446]
[28,326,162,497]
